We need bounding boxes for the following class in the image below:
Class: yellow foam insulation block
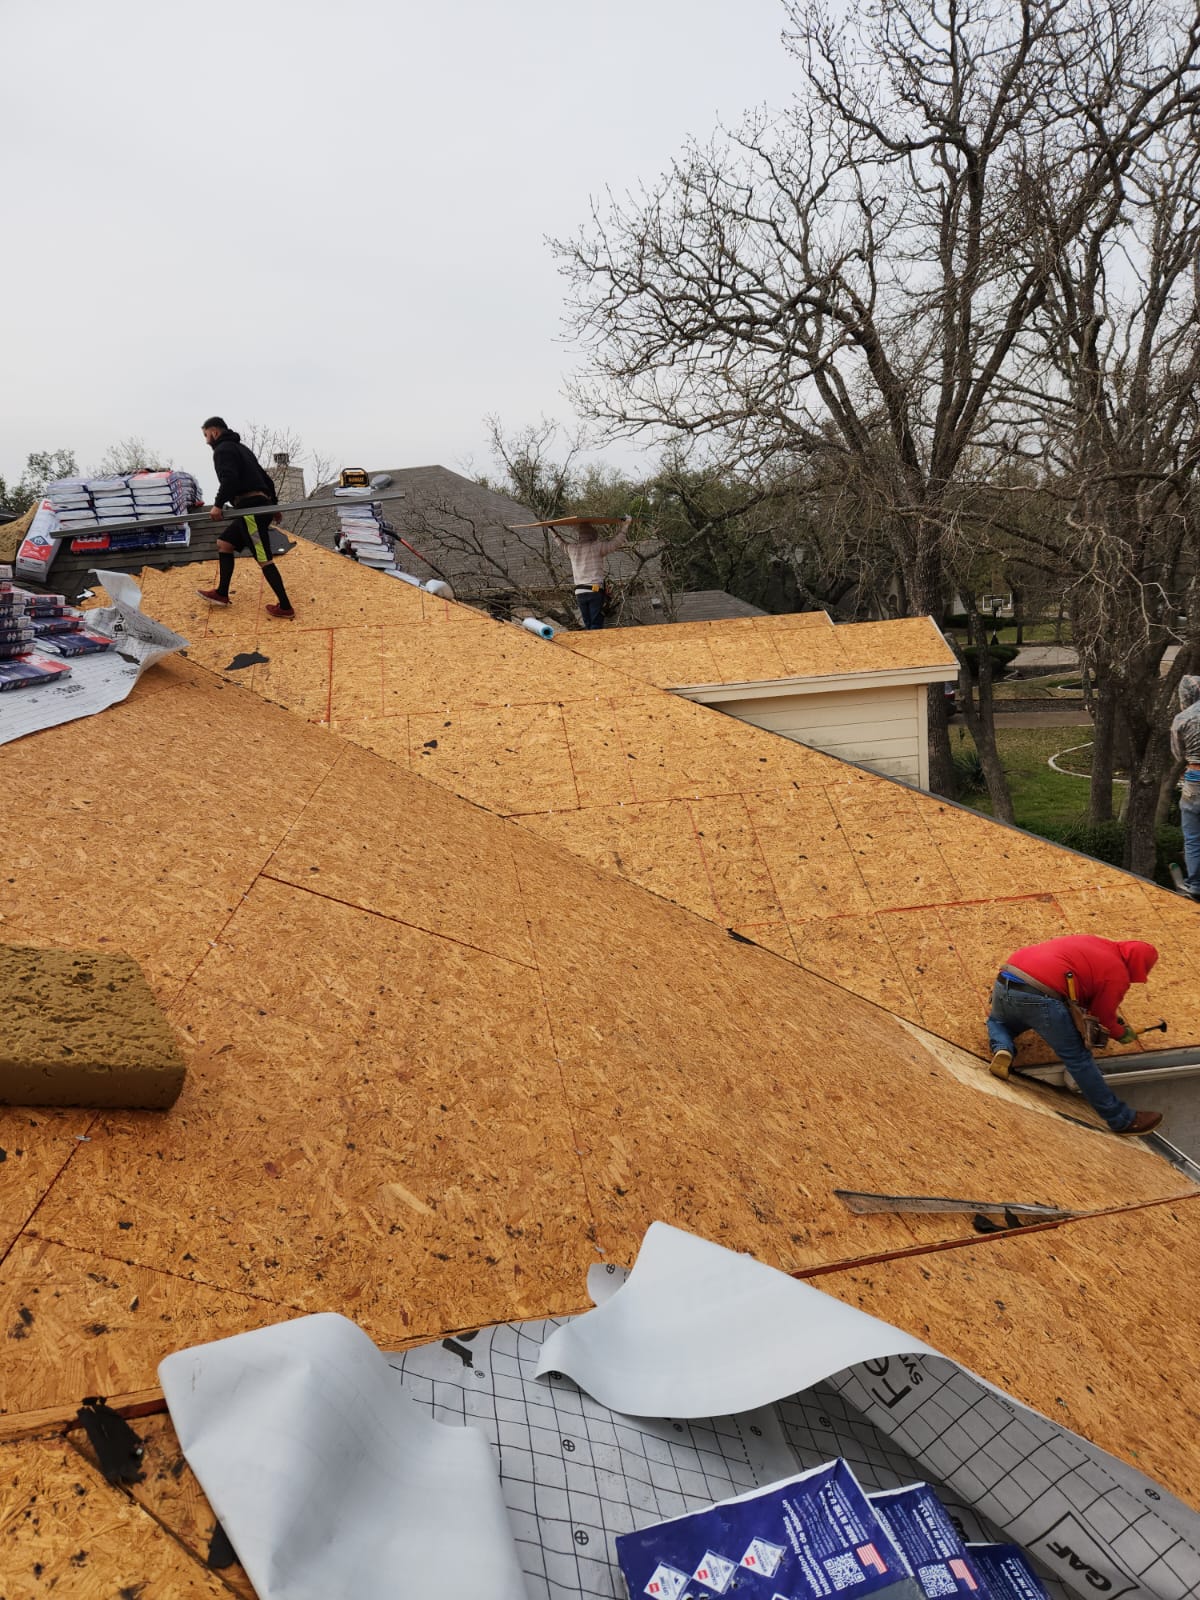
[266,742,537,966]
[0,1108,94,1256]
[834,617,956,673]
[0,944,186,1109]
[816,1198,1200,1508]
[0,1436,231,1597]
[507,822,1188,1269]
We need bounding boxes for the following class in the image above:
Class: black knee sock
[217,550,235,597]
[261,562,291,608]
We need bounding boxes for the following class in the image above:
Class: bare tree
[557,0,1200,802]
[984,68,1200,870]
[483,416,585,520]
[89,436,171,476]
[239,421,335,541]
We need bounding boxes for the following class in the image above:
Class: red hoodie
[1003,936,1158,1036]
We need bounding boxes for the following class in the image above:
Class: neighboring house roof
[564,613,956,690]
[304,465,646,599]
[2,543,1199,1586]
[631,588,767,623]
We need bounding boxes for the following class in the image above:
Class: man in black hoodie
[197,417,295,617]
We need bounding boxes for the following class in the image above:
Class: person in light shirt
[1170,674,1200,898]
[552,518,631,629]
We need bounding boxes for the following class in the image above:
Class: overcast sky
[2,0,801,497]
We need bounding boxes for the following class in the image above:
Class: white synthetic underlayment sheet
[159,1223,1200,1600]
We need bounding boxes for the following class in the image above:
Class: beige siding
[703,683,925,785]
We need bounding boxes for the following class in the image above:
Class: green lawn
[953,725,1095,830]
[991,672,1082,701]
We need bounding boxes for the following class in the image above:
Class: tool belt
[1000,965,1109,1051]
[575,584,603,594]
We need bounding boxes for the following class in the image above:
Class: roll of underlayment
[423,579,454,600]
[521,617,555,639]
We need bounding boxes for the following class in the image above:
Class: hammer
[1133,1019,1168,1038]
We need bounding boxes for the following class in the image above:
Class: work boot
[988,1048,1013,1080]
[1116,1110,1164,1136]
[265,603,295,620]
[197,588,231,606]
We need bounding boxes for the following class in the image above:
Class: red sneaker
[197,587,231,605]
[265,603,296,620]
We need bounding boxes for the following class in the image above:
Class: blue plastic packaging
[616,1459,924,1600]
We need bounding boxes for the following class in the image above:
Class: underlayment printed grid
[387,1318,1047,1600]
[835,1359,1200,1600]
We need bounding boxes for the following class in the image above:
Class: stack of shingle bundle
[45,479,97,531]
[334,496,395,569]
[0,585,75,689]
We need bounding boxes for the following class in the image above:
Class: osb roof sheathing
[562,611,956,688]
[3,577,1200,1585]
[134,543,1200,1062]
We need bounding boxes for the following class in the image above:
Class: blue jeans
[987,980,1135,1131]
[1181,777,1200,891]
[576,588,605,629]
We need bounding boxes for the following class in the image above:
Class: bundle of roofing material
[87,474,136,522]
[44,469,202,553]
[0,583,35,660]
[46,477,98,530]
[335,499,395,568]
[128,469,202,520]
[0,583,78,686]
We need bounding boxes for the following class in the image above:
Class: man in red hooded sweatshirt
[987,936,1162,1135]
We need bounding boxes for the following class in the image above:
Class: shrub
[961,643,1020,679]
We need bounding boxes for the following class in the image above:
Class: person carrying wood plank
[552,518,631,629]
[1170,674,1200,899]
[986,935,1163,1135]
[196,417,295,619]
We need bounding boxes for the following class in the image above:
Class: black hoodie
[210,430,277,511]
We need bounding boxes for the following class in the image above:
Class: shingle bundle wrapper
[0,944,187,1108]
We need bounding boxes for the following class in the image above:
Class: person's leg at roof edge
[1180,784,1200,896]
[986,982,1146,1133]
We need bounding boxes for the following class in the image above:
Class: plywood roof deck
[137,545,1200,1063]
[3,561,1200,1585]
[562,612,956,688]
